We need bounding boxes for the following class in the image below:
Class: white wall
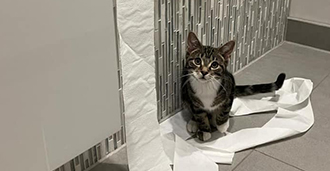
[290,0,330,26]
[0,0,121,170]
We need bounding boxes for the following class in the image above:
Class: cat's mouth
[191,71,211,82]
[196,76,211,83]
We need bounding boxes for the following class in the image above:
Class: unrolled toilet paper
[117,0,171,171]
[161,78,314,166]
[117,0,315,170]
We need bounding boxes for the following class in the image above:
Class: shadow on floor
[91,163,129,171]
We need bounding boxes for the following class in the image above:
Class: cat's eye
[211,62,219,69]
[194,58,201,66]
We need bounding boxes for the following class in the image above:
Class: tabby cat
[181,32,286,141]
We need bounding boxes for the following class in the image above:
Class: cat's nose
[201,71,208,76]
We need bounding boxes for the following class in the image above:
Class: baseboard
[286,18,330,51]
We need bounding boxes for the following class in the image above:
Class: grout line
[313,71,330,91]
[234,41,285,76]
[231,150,254,171]
[255,150,305,171]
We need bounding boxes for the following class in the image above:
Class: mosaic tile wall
[53,0,126,171]
[155,0,291,121]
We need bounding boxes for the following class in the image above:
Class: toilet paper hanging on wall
[117,0,218,170]
[116,0,172,171]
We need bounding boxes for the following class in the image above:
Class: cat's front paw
[216,120,229,134]
[187,120,198,134]
[223,131,231,136]
[197,131,211,141]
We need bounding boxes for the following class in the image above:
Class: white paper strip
[117,0,171,170]
[174,135,219,171]
[161,78,314,164]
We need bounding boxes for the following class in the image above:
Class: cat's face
[186,47,224,81]
[185,32,235,82]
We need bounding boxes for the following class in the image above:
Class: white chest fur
[189,78,220,111]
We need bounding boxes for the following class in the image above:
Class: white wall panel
[290,0,330,25]
[0,0,121,170]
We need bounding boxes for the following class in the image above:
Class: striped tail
[234,73,286,97]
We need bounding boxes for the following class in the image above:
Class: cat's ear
[219,40,235,60]
[187,32,202,55]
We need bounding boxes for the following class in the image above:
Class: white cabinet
[0,0,121,170]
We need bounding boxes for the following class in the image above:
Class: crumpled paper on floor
[160,77,314,167]
[174,135,219,171]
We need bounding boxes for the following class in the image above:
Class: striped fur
[234,73,286,97]
[182,32,286,141]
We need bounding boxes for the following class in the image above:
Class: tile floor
[91,41,330,171]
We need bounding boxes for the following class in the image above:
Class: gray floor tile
[228,111,276,133]
[233,42,330,171]
[234,151,302,171]
[227,42,330,170]
[235,42,330,89]
[256,136,330,171]
[256,74,330,171]
[218,150,253,171]
[308,74,330,142]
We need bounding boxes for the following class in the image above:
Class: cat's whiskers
[181,73,193,78]
[212,76,227,92]
[208,78,217,91]
[196,77,214,94]
[193,78,205,94]
[181,77,192,88]
[210,79,218,91]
